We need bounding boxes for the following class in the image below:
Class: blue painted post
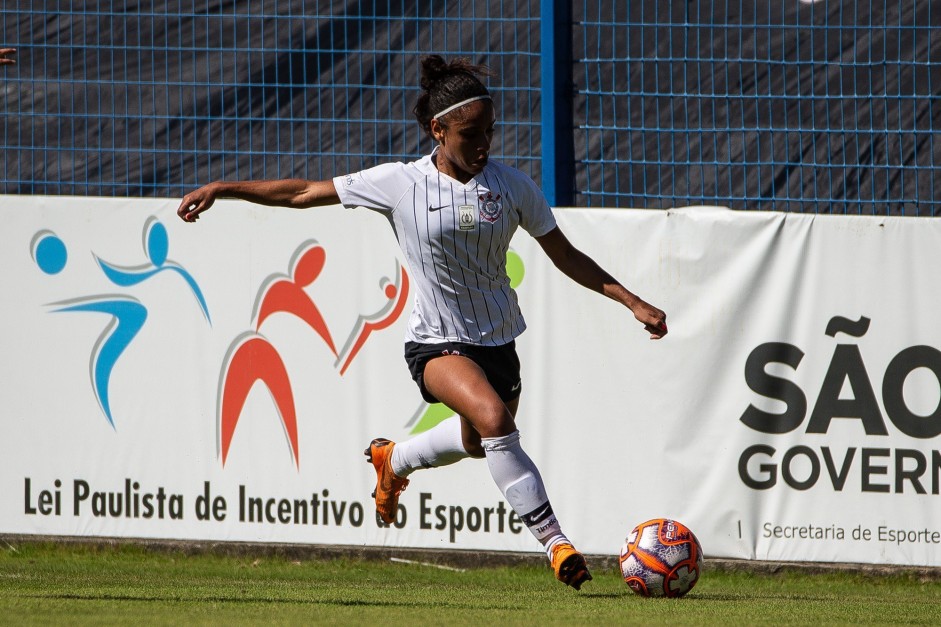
[540,0,574,206]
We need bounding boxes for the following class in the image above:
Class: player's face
[431,100,496,182]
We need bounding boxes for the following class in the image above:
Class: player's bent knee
[465,443,486,458]
[469,406,516,439]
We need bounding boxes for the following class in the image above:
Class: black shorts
[404,340,522,404]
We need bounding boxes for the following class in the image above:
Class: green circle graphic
[506,250,525,289]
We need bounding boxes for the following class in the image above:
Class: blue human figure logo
[32,219,210,428]
[96,218,211,323]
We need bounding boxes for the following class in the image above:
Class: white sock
[390,416,470,478]
[481,430,569,551]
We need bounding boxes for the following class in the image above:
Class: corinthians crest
[478,192,503,223]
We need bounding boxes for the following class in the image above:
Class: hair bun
[419,55,493,92]
[419,55,451,91]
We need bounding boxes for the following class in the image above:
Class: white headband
[432,95,492,120]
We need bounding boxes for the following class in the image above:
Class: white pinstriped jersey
[333,151,557,346]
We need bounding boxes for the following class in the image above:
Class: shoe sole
[364,437,392,498]
[364,437,391,464]
[558,553,592,590]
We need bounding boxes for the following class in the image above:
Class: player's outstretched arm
[535,227,668,339]
[176,179,341,222]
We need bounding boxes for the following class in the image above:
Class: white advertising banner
[2,196,940,566]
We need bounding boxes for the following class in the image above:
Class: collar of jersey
[422,146,486,189]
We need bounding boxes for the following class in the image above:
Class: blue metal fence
[1,1,938,214]
[573,1,939,214]
[0,2,542,196]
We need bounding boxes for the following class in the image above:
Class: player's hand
[0,49,16,65]
[177,184,218,222]
[633,300,668,339]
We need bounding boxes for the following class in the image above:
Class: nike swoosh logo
[429,205,447,212]
[528,504,552,523]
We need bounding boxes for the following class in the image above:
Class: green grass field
[1,542,939,625]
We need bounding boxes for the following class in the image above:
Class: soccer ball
[619,518,703,598]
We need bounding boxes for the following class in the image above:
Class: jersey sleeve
[516,173,557,237]
[333,162,406,212]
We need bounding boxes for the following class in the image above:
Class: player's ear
[430,118,446,143]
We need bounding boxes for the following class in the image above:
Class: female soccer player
[177,55,667,590]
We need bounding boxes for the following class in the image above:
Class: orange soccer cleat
[364,438,409,524]
[550,542,593,590]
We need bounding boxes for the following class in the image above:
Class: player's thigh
[423,354,515,437]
